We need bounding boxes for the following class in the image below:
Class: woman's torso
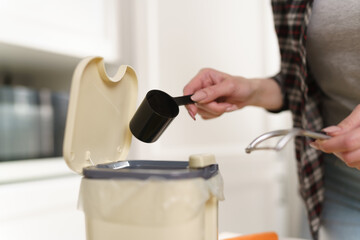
[306,0,360,238]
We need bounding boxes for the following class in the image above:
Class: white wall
[124,0,303,237]
[127,0,281,158]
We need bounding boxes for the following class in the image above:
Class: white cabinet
[0,0,121,61]
[0,1,123,239]
[0,159,85,240]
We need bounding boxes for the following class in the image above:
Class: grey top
[306,0,360,126]
[306,0,360,205]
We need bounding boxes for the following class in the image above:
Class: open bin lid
[63,57,138,174]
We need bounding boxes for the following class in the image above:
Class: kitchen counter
[0,157,75,185]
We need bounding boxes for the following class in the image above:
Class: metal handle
[245,128,330,153]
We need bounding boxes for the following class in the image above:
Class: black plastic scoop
[129,89,194,143]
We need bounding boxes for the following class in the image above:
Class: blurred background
[0,0,310,239]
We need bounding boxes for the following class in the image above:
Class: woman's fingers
[186,104,197,120]
[312,127,360,169]
[184,68,255,120]
[183,68,228,120]
[183,68,226,96]
[313,105,360,169]
[333,150,360,169]
[191,78,238,104]
[316,127,360,153]
[196,102,235,119]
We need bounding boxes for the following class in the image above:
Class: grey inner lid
[82,160,218,180]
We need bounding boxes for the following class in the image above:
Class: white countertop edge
[219,232,309,240]
[0,157,77,184]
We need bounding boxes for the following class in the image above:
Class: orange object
[225,232,278,240]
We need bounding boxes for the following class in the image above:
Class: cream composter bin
[63,57,224,240]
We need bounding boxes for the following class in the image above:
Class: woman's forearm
[249,78,283,111]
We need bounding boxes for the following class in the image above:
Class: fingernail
[322,126,341,134]
[188,110,196,120]
[309,142,319,150]
[191,91,207,102]
[226,105,238,112]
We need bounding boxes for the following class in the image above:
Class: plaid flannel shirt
[271,0,324,239]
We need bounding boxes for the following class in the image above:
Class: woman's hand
[183,68,283,120]
[183,68,253,120]
[311,105,360,170]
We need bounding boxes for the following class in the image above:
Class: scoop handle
[173,95,195,106]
